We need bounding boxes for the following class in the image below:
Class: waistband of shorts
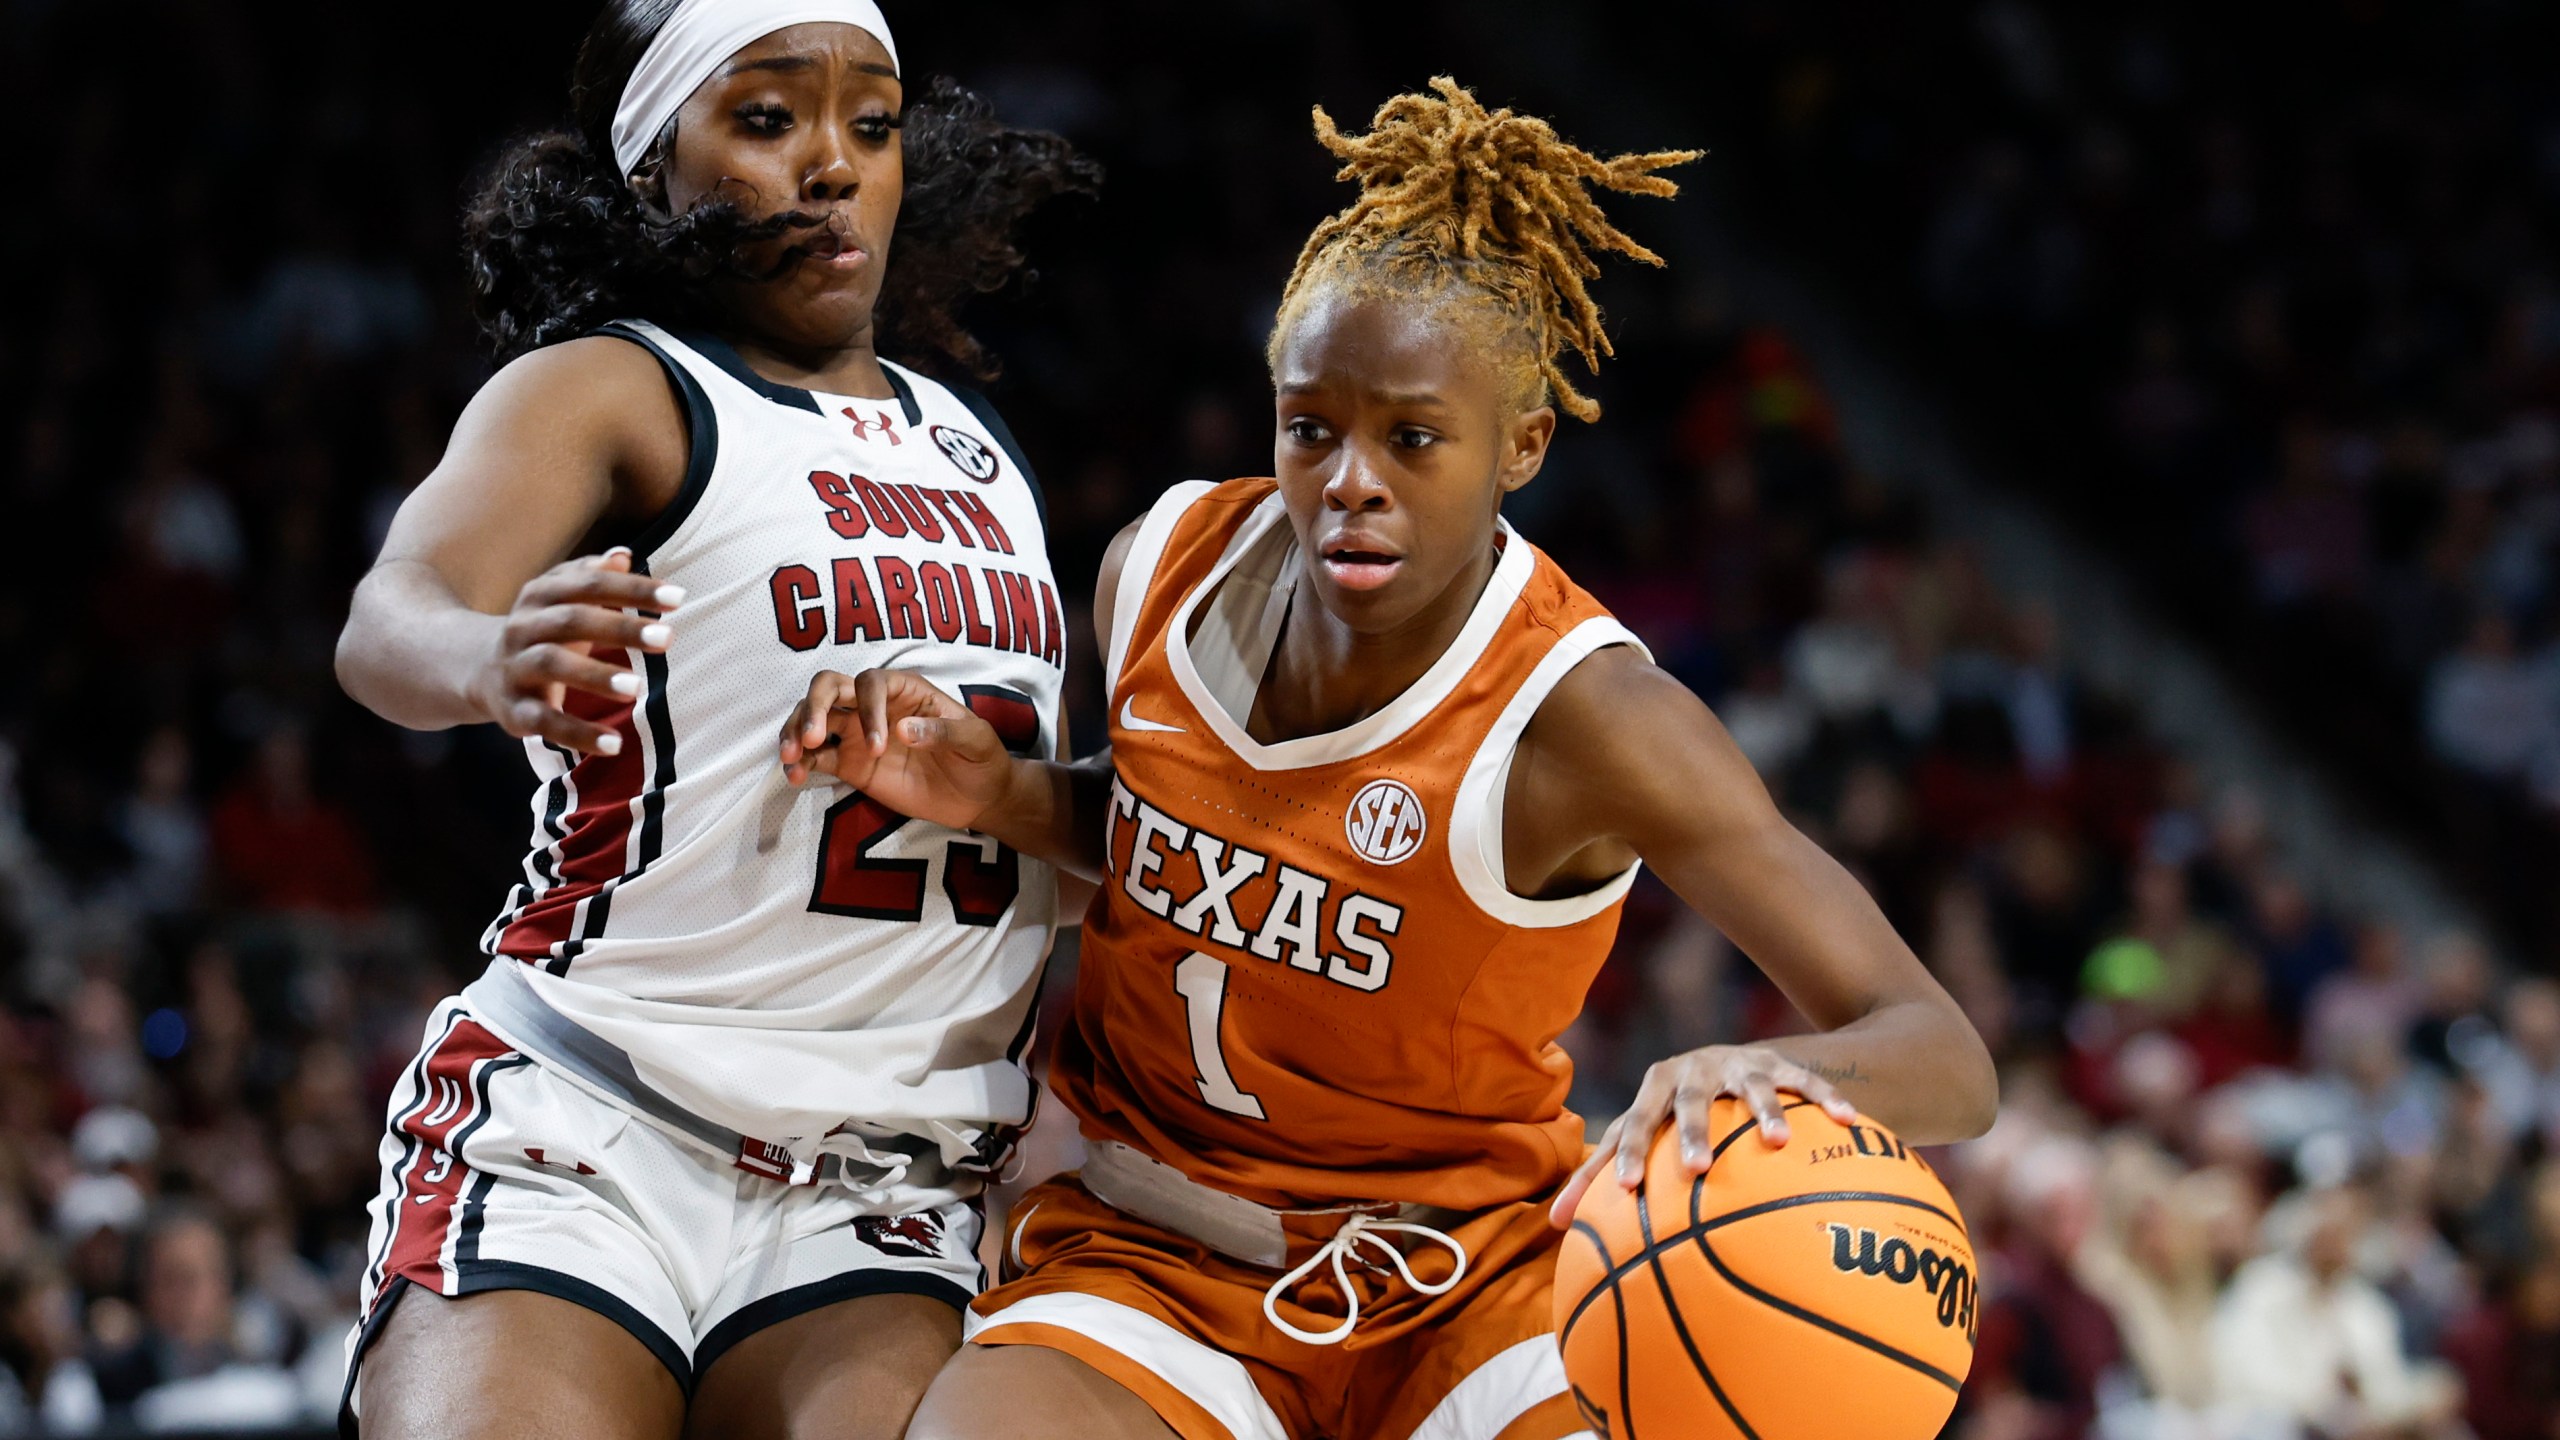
[1078,1139,1474,1270]
[461,961,945,1191]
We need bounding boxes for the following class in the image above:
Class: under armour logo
[843,408,902,446]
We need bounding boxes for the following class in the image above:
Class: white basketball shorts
[341,998,983,1424]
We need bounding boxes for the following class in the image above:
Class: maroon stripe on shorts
[377,1020,518,1298]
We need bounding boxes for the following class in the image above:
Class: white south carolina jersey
[459,318,1066,1202]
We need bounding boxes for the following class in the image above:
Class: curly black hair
[463,0,1100,378]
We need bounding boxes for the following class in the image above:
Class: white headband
[611,0,900,178]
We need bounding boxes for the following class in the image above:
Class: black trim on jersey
[881,363,924,428]
[593,322,723,557]
[551,563,682,975]
[691,1268,972,1380]
[480,746,580,960]
[948,383,1048,529]
[660,324,824,414]
[633,626,679,884]
[532,753,573,887]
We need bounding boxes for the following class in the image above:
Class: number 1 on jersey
[1174,953,1266,1119]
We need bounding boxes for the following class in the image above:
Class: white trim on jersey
[968,1292,1290,1440]
[1404,1334,1578,1440]
[1164,493,1536,772]
[1104,479,1217,702]
[1447,616,1649,927]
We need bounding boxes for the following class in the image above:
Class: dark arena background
[3,0,2558,1435]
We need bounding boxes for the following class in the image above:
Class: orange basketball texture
[1554,1098,1977,1440]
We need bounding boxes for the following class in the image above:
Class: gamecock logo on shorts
[855,1212,947,1261]
[1345,778,1426,866]
[930,425,1001,482]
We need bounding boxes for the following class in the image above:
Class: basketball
[1555,1098,1978,1440]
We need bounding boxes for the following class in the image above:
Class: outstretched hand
[470,546,681,756]
[1549,1044,1861,1229]
[778,668,1016,832]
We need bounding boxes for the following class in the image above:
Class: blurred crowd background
[0,0,2552,1436]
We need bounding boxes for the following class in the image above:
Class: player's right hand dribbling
[470,546,682,755]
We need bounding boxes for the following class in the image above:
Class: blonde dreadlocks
[1268,77,1700,423]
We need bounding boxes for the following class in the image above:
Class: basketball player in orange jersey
[331,3,1096,1436]
[779,80,1997,1440]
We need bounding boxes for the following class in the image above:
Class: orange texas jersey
[1051,478,1652,1213]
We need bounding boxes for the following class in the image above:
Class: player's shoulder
[465,332,687,449]
[499,330,681,401]
[454,332,688,465]
[1097,478,1270,596]
[1530,641,1678,740]
[1516,631,1708,810]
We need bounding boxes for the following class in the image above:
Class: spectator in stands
[112,729,205,926]
[2478,978,2560,1147]
[1962,1138,2123,1440]
[2304,924,2422,1077]
[206,725,376,918]
[2101,859,2246,1021]
[2408,934,2504,1077]
[2247,872,2350,1022]
[2439,1259,2560,1440]
[2426,611,2557,786]
[2076,1147,2222,1414]
[0,1260,101,1435]
[89,1207,296,1430]
[2211,1181,2460,1436]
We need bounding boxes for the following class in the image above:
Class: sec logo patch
[930,425,1001,482]
[1345,778,1426,865]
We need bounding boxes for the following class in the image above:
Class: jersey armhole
[590,322,720,560]
[1103,480,1219,701]
[1448,618,1651,928]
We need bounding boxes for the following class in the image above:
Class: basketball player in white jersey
[330,3,1095,1435]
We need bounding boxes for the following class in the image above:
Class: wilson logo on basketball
[1825,1224,1978,1339]
[1344,778,1426,865]
[931,425,1001,482]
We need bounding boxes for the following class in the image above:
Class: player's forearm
[335,559,502,732]
[978,750,1114,883]
[1757,994,1997,1146]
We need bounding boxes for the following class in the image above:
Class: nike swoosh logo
[1119,698,1185,734]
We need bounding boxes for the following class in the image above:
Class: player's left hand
[1549,1045,1861,1229]
[778,668,1014,832]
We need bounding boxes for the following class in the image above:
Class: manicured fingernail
[1764,1122,1789,1142]
[610,672,640,697]
[597,733,623,756]
[605,546,632,559]
[641,624,672,648]
[654,585,687,608]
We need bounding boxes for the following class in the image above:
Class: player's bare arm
[1532,644,1999,1226]
[778,515,1142,880]
[334,336,689,754]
